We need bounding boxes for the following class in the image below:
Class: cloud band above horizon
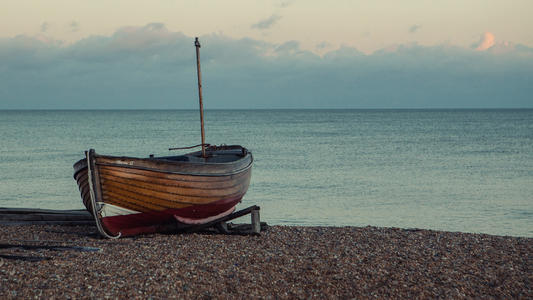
[0,24,532,109]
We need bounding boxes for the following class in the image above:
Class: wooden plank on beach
[0,220,95,226]
[0,207,94,226]
[0,207,90,215]
[0,243,101,252]
[0,213,92,222]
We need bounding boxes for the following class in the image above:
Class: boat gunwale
[73,152,253,178]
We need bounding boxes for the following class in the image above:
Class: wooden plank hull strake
[73,146,252,237]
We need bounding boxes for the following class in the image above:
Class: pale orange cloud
[475,32,495,51]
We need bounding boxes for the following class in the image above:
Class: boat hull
[73,146,252,236]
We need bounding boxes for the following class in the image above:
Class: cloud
[109,23,182,49]
[1,24,532,109]
[323,46,365,60]
[409,24,421,33]
[251,14,282,30]
[470,32,533,55]
[69,21,80,32]
[279,1,293,8]
[275,40,299,53]
[41,22,49,33]
[315,41,331,51]
[474,32,495,51]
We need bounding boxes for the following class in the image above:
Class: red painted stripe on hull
[101,196,242,236]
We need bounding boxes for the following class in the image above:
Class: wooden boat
[73,145,252,237]
[73,38,253,238]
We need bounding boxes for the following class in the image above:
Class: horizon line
[1,107,532,111]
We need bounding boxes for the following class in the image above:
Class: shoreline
[1,224,531,299]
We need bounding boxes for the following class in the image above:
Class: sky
[1,0,532,109]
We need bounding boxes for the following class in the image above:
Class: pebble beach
[0,224,531,299]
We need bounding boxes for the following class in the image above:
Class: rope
[86,150,121,239]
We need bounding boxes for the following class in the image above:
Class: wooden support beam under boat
[179,205,263,234]
[0,206,267,235]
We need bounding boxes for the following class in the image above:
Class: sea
[1,109,532,237]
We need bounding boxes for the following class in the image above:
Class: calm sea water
[0,109,532,237]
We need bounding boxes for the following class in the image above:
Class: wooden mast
[195,37,207,158]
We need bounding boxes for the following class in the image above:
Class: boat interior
[157,146,249,164]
